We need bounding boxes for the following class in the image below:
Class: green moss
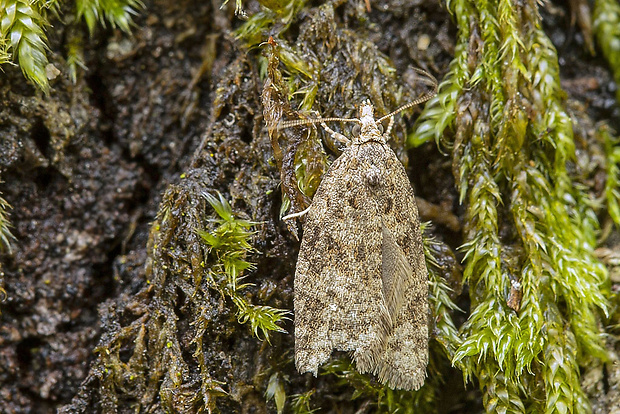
[422,223,462,359]
[600,125,620,226]
[291,389,317,414]
[74,0,142,35]
[75,0,143,39]
[265,372,286,414]
[0,0,142,92]
[594,0,620,103]
[94,0,143,34]
[74,0,99,35]
[0,187,14,312]
[0,189,15,255]
[0,0,50,92]
[411,0,610,412]
[84,182,290,412]
[198,191,290,342]
[0,33,9,65]
[66,28,86,84]
[235,0,307,48]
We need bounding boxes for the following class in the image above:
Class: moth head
[357,101,384,144]
[359,101,374,119]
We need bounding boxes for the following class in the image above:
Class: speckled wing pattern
[294,140,428,391]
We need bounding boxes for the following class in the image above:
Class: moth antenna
[278,117,361,131]
[375,69,438,124]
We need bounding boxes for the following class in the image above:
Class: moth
[281,71,437,391]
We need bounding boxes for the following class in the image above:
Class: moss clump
[75,0,143,35]
[0,0,51,92]
[198,191,289,343]
[594,0,620,103]
[411,0,610,411]
[66,179,288,412]
[601,125,620,227]
[290,389,317,414]
[0,0,142,92]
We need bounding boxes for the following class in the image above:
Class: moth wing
[294,150,391,376]
[373,147,429,391]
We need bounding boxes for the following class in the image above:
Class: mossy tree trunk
[0,0,619,413]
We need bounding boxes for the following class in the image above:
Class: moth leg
[282,205,311,221]
[383,116,395,139]
[320,121,351,147]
